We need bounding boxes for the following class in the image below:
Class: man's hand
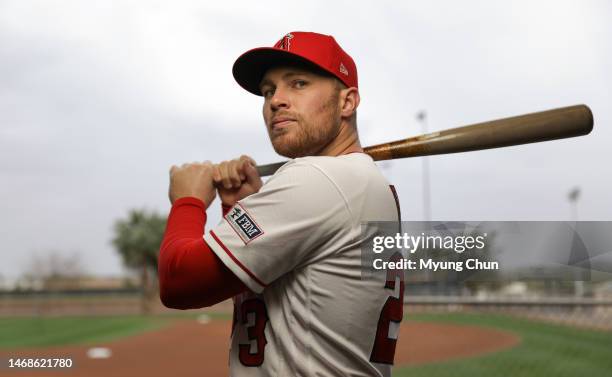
[168,161,217,207]
[213,155,263,207]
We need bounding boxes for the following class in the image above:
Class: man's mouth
[271,118,296,133]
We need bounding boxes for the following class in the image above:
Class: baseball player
[158,31,404,376]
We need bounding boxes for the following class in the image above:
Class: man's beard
[270,117,340,158]
[268,95,341,158]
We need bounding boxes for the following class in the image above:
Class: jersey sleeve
[204,161,351,293]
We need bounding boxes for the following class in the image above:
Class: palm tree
[112,209,167,314]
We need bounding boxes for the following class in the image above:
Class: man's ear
[340,87,360,118]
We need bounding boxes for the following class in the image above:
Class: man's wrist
[221,202,234,216]
[173,196,206,209]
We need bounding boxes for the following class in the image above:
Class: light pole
[568,187,580,222]
[416,110,431,222]
[568,186,584,297]
[416,111,433,289]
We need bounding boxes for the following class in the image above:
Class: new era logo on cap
[339,62,348,76]
[232,31,358,96]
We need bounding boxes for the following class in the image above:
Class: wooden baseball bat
[256,104,593,177]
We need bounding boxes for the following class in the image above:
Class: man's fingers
[212,157,258,190]
[243,160,261,185]
[219,162,233,189]
[239,156,257,181]
[230,162,244,185]
[239,155,257,168]
[236,160,247,181]
[212,165,222,183]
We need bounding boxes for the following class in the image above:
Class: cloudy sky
[1,0,610,283]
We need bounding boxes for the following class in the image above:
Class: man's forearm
[158,197,247,309]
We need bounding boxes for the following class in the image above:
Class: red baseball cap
[232,31,358,96]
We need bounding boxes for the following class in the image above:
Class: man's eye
[262,88,274,97]
[293,80,307,88]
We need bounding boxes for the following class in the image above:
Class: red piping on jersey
[389,185,401,222]
[209,229,268,289]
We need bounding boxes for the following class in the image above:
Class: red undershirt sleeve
[221,203,233,217]
[158,197,248,309]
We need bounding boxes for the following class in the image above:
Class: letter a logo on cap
[278,33,294,50]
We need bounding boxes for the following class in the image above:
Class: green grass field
[0,315,169,348]
[0,312,229,349]
[394,313,612,377]
[1,312,610,376]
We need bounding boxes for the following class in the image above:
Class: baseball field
[1,311,610,377]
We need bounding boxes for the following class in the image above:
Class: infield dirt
[0,319,519,376]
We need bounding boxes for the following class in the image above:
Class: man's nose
[270,88,289,111]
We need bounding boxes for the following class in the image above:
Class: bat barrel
[256,105,594,175]
[365,104,593,161]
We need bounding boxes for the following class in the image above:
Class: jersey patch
[225,203,264,244]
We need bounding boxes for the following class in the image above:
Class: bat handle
[256,161,287,177]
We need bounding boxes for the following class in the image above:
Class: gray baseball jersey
[204,153,404,376]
